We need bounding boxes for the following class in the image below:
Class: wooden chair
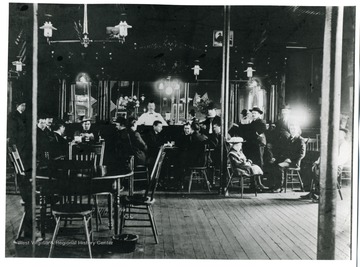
[119,146,166,244]
[188,144,211,193]
[7,145,26,240]
[284,165,304,192]
[48,160,95,258]
[226,154,258,198]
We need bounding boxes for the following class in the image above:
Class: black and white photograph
[2,0,359,262]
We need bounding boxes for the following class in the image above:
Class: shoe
[300,192,312,199]
[272,188,283,193]
[258,184,269,190]
[311,194,319,202]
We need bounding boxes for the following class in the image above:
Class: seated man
[49,120,68,160]
[127,117,148,166]
[227,137,268,190]
[187,121,208,167]
[37,114,50,162]
[143,120,165,169]
[301,127,351,201]
[207,120,222,169]
[272,123,306,192]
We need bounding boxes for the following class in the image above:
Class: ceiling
[8,4,329,82]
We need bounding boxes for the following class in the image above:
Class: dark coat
[128,129,147,165]
[282,136,306,167]
[7,110,27,153]
[143,129,165,160]
[37,128,50,160]
[200,115,221,136]
[49,132,68,159]
[188,131,208,166]
[245,118,267,167]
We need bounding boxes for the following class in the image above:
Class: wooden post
[220,6,231,194]
[317,6,343,259]
[31,3,38,257]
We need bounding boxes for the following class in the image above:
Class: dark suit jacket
[7,110,27,153]
[49,132,68,159]
[283,136,306,167]
[188,131,208,166]
[128,129,147,165]
[143,129,164,160]
[201,115,221,136]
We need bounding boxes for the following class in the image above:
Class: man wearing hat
[74,117,98,141]
[240,109,251,125]
[245,106,267,169]
[200,101,221,137]
[227,137,268,190]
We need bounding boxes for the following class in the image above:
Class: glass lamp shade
[165,86,173,95]
[244,67,255,78]
[119,21,132,37]
[40,21,57,38]
[192,65,202,76]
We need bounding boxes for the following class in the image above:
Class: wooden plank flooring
[5,185,352,259]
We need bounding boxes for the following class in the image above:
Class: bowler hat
[80,116,92,123]
[207,102,217,110]
[227,137,245,144]
[241,109,248,116]
[250,106,263,114]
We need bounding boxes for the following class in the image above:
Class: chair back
[71,144,98,167]
[49,159,95,204]
[92,141,105,166]
[7,144,25,176]
[306,138,318,151]
[145,145,166,201]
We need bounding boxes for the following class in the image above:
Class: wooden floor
[5,182,352,259]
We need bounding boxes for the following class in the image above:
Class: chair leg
[16,211,26,240]
[14,173,19,194]
[297,171,304,191]
[83,216,93,258]
[93,196,100,231]
[119,205,125,234]
[284,171,288,193]
[225,174,233,194]
[240,176,244,199]
[149,205,158,235]
[188,171,194,193]
[48,216,61,258]
[147,205,158,244]
[107,194,112,230]
[254,176,258,197]
[337,183,343,200]
[203,170,211,192]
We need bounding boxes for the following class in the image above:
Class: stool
[188,167,211,193]
[284,167,304,192]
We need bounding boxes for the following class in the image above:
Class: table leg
[114,179,120,235]
[40,193,46,239]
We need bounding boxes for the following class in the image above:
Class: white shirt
[137,111,168,126]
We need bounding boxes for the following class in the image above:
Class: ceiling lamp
[192,60,202,80]
[39,16,57,43]
[244,62,256,79]
[12,59,25,72]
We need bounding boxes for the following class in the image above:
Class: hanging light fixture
[39,14,57,43]
[192,60,202,80]
[244,62,256,79]
[106,13,132,43]
[12,59,25,72]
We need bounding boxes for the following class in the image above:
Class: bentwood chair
[120,146,166,244]
[48,160,95,258]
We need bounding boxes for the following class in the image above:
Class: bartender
[74,117,98,142]
[137,101,168,126]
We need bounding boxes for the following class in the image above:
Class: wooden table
[92,171,134,235]
[37,170,134,238]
